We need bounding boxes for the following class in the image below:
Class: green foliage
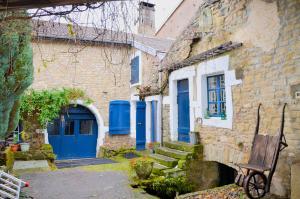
[141,176,194,199]
[4,148,15,172]
[130,157,154,179]
[14,144,56,162]
[99,146,137,158]
[0,11,33,139]
[20,88,93,128]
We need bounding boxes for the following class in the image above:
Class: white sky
[33,0,183,34]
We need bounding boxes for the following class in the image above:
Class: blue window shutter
[131,56,139,84]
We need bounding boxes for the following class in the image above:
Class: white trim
[169,67,196,142]
[196,55,242,129]
[133,41,167,61]
[145,95,162,143]
[130,95,140,138]
[130,50,143,88]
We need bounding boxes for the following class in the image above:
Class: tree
[0,11,33,139]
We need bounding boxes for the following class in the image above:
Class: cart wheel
[244,171,267,199]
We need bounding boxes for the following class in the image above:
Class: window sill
[130,82,141,88]
[202,117,232,129]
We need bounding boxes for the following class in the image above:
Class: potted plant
[10,133,20,152]
[20,131,30,152]
[130,157,154,180]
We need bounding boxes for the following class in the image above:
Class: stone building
[139,0,299,197]
[29,2,173,159]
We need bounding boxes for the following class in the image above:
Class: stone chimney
[138,1,155,36]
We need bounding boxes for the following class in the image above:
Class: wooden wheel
[244,171,267,199]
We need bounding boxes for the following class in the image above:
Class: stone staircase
[150,141,200,176]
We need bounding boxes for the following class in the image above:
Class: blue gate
[136,101,146,150]
[48,105,98,160]
[177,79,190,143]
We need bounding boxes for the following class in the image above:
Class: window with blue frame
[207,74,226,117]
[130,56,139,85]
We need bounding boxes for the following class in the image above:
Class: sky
[33,0,183,34]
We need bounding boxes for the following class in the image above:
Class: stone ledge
[13,160,50,170]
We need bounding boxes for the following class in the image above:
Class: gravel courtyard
[20,168,156,199]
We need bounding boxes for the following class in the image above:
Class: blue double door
[48,105,98,160]
[177,79,190,143]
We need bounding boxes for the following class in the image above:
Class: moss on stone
[4,148,14,172]
[178,160,186,169]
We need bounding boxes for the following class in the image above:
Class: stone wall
[162,0,300,197]
[162,104,170,143]
[31,40,132,126]
[101,132,135,151]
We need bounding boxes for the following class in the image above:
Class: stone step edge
[156,147,191,160]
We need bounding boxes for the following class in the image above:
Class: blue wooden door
[151,101,157,142]
[136,101,146,150]
[48,105,98,160]
[177,79,190,143]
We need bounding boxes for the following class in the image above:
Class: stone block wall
[162,0,300,197]
[101,132,135,151]
[31,40,132,126]
[162,104,170,143]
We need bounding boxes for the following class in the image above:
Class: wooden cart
[235,103,288,199]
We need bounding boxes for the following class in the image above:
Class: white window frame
[130,50,142,87]
[196,55,242,129]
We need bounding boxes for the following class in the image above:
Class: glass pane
[48,120,60,135]
[208,76,217,89]
[208,90,217,102]
[221,102,226,113]
[209,103,218,115]
[220,89,226,101]
[220,75,225,88]
[64,120,74,135]
[80,120,93,135]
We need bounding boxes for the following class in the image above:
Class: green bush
[143,176,194,199]
[130,157,154,180]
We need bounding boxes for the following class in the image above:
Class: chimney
[138,1,155,36]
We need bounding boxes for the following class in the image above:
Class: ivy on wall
[20,88,93,129]
[0,11,33,139]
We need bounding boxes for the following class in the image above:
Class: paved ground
[55,158,116,169]
[21,169,156,199]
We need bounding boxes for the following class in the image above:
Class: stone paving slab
[55,158,116,169]
[13,160,50,170]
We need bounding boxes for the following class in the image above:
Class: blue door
[136,101,146,150]
[48,105,98,160]
[177,79,190,143]
[151,101,157,142]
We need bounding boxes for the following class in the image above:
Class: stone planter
[135,162,154,179]
[20,143,30,152]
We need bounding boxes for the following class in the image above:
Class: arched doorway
[47,104,98,159]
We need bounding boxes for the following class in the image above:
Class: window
[64,120,75,135]
[207,74,226,117]
[48,120,60,135]
[130,56,139,85]
[80,120,93,135]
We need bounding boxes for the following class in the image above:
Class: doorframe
[169,66,196,142]
[145,95,162,144]
[45,99,106,157]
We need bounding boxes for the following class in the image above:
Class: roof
[0,0,117,10]
[32,20,173,57]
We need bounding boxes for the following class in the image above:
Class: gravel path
[20,169,155,199]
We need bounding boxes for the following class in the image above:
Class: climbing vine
[0,11,33,139]
[20,88,93,129]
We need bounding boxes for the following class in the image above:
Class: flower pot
[10,144,19,152]
[135,161,154,179]
[20,143,30,152]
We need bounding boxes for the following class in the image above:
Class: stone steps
[149,153,178,168]
[164,141,197,153]
[156,147,192,160]
[163,167,185,177]
[152,162,169,175]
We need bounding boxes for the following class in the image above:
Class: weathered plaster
[232,0,280,52]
